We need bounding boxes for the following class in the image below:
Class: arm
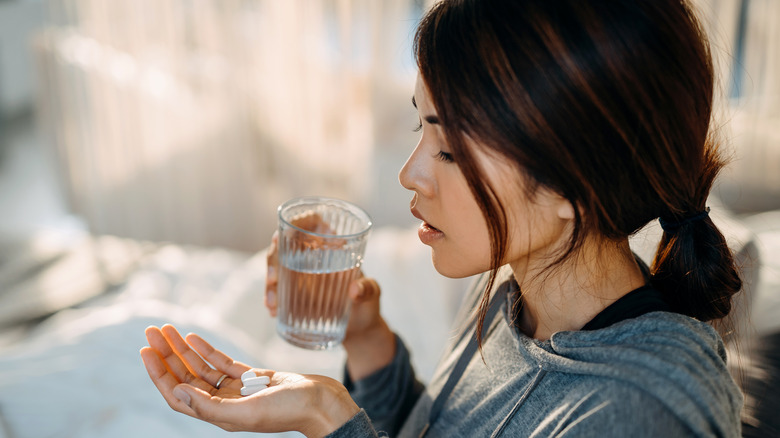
[338,278,425,436]
[344,334,425,436]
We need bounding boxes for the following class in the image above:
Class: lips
[410,206,437,229]
[411,206,444,244]
[423,222,441,232]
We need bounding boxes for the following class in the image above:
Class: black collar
[581,284,670,331]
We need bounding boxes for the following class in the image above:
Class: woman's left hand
[140,325,360,437]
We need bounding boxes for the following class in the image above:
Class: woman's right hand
[140,325,360,437]
[265,221,396,380]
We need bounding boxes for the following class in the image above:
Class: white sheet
[0,226,468,438]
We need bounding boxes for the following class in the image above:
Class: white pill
[241,370,257,382]
[240,384,268,396]
[243,376,271,387]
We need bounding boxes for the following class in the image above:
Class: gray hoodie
[332,272,743,437]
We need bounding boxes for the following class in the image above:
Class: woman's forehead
[413,75,435,110]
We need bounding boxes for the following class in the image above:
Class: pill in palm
[243,376,271,387]
[241,370,257,382]
[240,384,268,396]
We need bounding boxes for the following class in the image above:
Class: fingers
[145,326,216,393]
[343,277,384,347]
[160,325,237,390]
[142,325,270,431]
[289,213,328,234]
[143,345,250,431]
[349,277,381,303]
[266,231,279,317]
[184,332,254,379]
[140,346,198,417]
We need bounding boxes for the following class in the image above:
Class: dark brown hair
[414,0,742,341]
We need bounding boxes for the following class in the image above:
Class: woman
[141,0,744,436]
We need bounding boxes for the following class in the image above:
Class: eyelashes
[413,118,453,163]
[436,151,454,163]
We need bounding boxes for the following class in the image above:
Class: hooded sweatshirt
[330,270,743,437]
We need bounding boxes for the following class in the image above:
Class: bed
[0,225,469,438]
[0,207,778,437]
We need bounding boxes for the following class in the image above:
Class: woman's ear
[534,186,575,222]
[556,199,576,221]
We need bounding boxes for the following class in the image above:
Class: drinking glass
[276,196,372,350]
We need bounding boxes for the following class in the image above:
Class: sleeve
[343,334,425,436]
[324,410,385,438]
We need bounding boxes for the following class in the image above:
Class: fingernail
[173,386,191,406]
[267,291,276,306]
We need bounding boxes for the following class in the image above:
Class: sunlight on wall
[694,0,780,212]
[33,0,423,251]
[31,0,777,253]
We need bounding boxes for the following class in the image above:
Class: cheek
[448,185,491,246]
[434,204,493,278]
[460,208,492,249]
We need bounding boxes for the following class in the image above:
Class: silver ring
[215,374,229,389]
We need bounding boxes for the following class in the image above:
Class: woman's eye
[413,120,423,132]
[435,151,454,163]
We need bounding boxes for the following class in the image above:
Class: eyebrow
[412,95,440,124]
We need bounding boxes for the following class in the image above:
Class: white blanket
[1,209,778,437]
[0,226,468,438]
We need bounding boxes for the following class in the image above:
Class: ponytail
[651,147,743,322]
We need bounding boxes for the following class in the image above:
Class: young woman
[141,0,744,436]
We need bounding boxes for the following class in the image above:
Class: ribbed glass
[276,197,372,350]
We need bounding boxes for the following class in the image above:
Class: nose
[398,140,434,197]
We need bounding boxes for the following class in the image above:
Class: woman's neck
[511,238,646,341]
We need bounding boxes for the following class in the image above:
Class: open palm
[140,324,359,436]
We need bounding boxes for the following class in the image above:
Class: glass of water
[275,196,372,350]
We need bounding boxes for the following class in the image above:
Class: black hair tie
[659,207,710,233]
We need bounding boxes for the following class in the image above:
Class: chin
[430,252,486,279]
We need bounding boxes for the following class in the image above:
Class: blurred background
[0,0,427,251]
[0,0,778,437]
